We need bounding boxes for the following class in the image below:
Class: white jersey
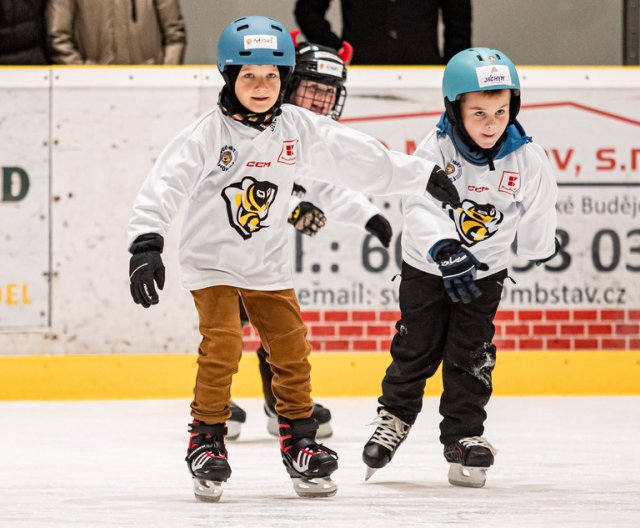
[128,104,440,291]
[289,178,380,228]
[402,127,558,278]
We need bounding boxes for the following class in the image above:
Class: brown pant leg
[190,285,243,424]
[239,288,313,420]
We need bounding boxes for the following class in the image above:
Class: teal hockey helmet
[442,48,521,125]
[217,16,295,73]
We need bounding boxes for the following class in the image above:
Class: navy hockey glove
[365,214,393,248]
[288,201,326,237]
[426,166,461,207]
[129,234,165,308]
[429,239,489,304]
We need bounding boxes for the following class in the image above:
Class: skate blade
[193,478,224,502]
[266,416,279,437]
[447,463,488,488]
[226,420,242,441]
[364,466,378,481]
[291,477,337,498]
[316,422,333,439]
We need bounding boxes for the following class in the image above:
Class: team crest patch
[278,139,298,165]
[218,146,238,171]
[499,171,520,194]
[444,160,463,182]
[450,198,504,246]
[221,177,278,239]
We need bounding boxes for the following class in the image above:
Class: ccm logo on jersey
[499,171,520,194]
[468,185,489,193]
[278,139,298,165]
[246,161,271,168]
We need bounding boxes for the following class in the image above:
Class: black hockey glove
[288,201,326,237]
[534,236,561,266]
[429,239,489,304]
[426,165,461,208]
[129,233,165,308]
[365,214,393,248]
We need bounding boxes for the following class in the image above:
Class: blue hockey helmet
[217,16,296,73]
[442,48,521,125]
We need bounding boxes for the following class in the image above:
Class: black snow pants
[379,261,507,446]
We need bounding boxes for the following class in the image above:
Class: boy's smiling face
[459,89,511,149]
[235,64,281,113]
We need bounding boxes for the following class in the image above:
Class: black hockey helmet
[285,30,352,120]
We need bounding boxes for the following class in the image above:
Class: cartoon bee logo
[217,145,238,171]
[452,199,504,246]
[222,177,278,239]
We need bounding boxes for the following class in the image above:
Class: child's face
[292,79,337,116]
[459,90,511,149]
[235,65,281,113]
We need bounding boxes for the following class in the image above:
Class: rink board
[0,350,639,400]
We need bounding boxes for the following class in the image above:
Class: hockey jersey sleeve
[127,133,206,249]
[293,109,436,197]
[404,130,460,263]
[294,177,380,228]
[514,143,559,260]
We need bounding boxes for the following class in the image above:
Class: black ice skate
[266,401,333,438]
[226,401,247,441]
[444,436,497,488]
[362,408,411,481]
[279,417,339,498]
[186,421,232,502]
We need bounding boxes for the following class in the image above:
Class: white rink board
[0,67,638,349]
[0,397,639,527]
[0,73,50,328]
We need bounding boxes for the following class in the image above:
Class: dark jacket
[0,0,48,64]
[294,0,471,65]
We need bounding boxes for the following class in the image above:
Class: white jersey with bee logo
[128,104,449,291]
[402,127,558,279]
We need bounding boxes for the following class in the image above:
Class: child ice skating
[362,48,559,488]
[128,16,459,501]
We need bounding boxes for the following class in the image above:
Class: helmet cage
[285,42,348,119]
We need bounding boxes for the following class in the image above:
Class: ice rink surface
[1,396,639,528]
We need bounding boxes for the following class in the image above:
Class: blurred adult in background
[294,0,471,65]
[0,0,48,64]
[47,0,186,64]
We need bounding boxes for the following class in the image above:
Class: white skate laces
[459,436,497,456]
[367,409,410,452]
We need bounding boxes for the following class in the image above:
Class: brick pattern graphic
[241,309,640,352]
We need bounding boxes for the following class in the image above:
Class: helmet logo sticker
[475,65,512,88]
[316,60,343,78]
[445,160,463,182]
[451,199,504,246]
[222,177,278,239]
[244,35,277,50]
[217,145,238,172]
[278,139,298,165]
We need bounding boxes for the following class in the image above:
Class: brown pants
[190,285,313,424]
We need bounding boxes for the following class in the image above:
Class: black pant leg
[378,261,450,425]
[438,270,507,445]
